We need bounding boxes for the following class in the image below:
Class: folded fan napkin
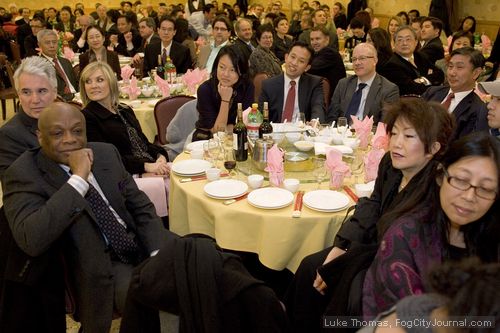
[121,65,135,81]
[325,147,351,189]
[363,148,385,182]
[124,76,141,100]
[63,46,75,61]
[264,144,284,187]
[481,34,491,50]
[154,74,170,97]
[182,68,209,94]
[372,122,389,150]
[242,107,251,125]
[350,115,374,149]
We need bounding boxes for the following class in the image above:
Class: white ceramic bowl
[141,86,155,97]
[206,168,221,181]
[294,140,314,152]
[314,136,333,145]
[355,183,374,198]
[283,178,300,193]
[247,174,264,189]
[343,137,360,149]
[331,133,344,145]
[285,132,302,143]
[271,133,285,144]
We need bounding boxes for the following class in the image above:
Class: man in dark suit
[233,18,256,65]
[72,15,94,53]
[245,3,263,31]
[110,14,143,57]
[327,43,399,124]
[259,41,325,122]
[22,16,46,57]
[379,25,444,96]
[2,102,170,333]
[419,16,444,63]
[132,17,160,66]
[299,9,338,51]
[422,47,488,140]
[144,16,192,75]
[0,56,60,332]
[15,8,31,57]
[37,29,79,102]
[308,25,346,100]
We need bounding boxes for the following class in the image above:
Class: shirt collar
[357,72,376,86]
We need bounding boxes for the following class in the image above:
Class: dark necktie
[441,92,455,111]
[85,183,140,264]
[282,80,296,122]
[161,48,167,65]
[345,83,367,121]
[53,57,72,95]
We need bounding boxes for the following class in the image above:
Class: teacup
[206,168,221,181]
[283,178,300,193]
[191,149,204,159]
[354,183,373,197]
[247,174,264,189]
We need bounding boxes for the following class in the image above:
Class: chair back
[253,72,269,101]
[153,95,196,145]
[165,99,199,160]
[321,77,331,109]
[9,41,21,66]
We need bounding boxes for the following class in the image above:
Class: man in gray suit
[2,102,171,333]
[259,41,325,123]
[0,56,58,180]
[327,43,399,124]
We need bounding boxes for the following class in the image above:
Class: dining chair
[165,99,198,160]
[0,55,17,120]
[321,77,331,110]
[252,72,269,101]
[153,95,196,146]
[8,40,21,66]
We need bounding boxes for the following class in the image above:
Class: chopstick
[180,173,229,183]
[223,192,249,205]
[292,191,305,218]
[343,186,359,203]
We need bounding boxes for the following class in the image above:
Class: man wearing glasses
[143,16,192,75]
[379,25,444,96]
[18,13,45,57]
[327,43,399,124]
[197,16,232,72]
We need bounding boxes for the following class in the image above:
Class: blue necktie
[345,83,367,122]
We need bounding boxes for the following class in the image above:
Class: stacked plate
[247,187,294,209]
[303,190,350,212]
[171,159,212,177]
[186,140,208,152]
[204,179,248,199]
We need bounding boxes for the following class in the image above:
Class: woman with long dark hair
[366,28,393,72]
[174,18,196,67]
[193,45,254,141]
[363,132,500,318]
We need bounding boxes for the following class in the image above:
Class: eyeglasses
[214,27,228,32]
[443,169,497,200]
[351,56,374,62]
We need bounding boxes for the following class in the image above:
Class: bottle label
[247,124,260,141]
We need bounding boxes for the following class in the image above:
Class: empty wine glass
[203,139,219,165]
[312,157,327,189]
[337,117,348,137]
[292,112,306,127]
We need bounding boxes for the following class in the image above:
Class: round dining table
[169,151,359,273]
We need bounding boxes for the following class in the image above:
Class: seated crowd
[0,1,500,332]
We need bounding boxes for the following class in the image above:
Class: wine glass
[215,124,227,146]
[224,149,237,179]
[203,139,219,165]
[312,157,327,189]
[337,117,348,137]
[292,112,306,127]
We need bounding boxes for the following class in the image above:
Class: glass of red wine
[224,149,237,179]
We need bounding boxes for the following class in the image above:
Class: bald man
[327,43,400,124]
[2,102,172,333]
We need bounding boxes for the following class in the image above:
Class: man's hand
[68,148,94,179]
[109,34,118,46]
[312,247,346,295]
[124,31,133,43]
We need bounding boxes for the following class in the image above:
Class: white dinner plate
[172,159,212,176]
[247,187,294,209]
[186,140,208,152]
[314,143,353,155]
[303,190,350,212]
[204,179,248,199]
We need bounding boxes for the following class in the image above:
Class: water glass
[312,157,327,189]
[337,117,348,137]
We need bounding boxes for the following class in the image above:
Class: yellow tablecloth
[169,153,356,273]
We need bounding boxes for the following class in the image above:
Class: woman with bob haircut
[79,61,169,175]
[363,131,500,318]
[192,45,254,141]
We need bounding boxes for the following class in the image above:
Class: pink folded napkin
[363,148,385,182]
[154,73,170,97]
[372,122,389,150]
[124,76,141,100]
[63,46,75,61]
[121,65,135,81]
[264,144,284,187]
[182,68,209,94]
[481,34,491,50]
[350,115,374,149]
[325,147,351,190]
[242,107,251,125]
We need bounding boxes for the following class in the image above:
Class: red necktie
[282,80,296,122]
[441,92,455,111]
[53,57,72,95]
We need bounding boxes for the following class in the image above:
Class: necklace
[399,177,408,191]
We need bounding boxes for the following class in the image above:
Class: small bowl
[294,140,314,152]
[141,86,155,97]
[283,178,300,193]
[206,168,221,181]
[248,174,264,189]
[355,183,374,198]
[343,137,360,149]
[285,132,302,143]
[314,136,333,145]
[331,133,344,145]
[271,133,285,144]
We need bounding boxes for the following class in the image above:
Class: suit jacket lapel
[90,158,124,217]
[364,75,381,116]
[452,91,473,120]
[36,150,71,192]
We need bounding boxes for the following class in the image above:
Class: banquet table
[169,151,360,273]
